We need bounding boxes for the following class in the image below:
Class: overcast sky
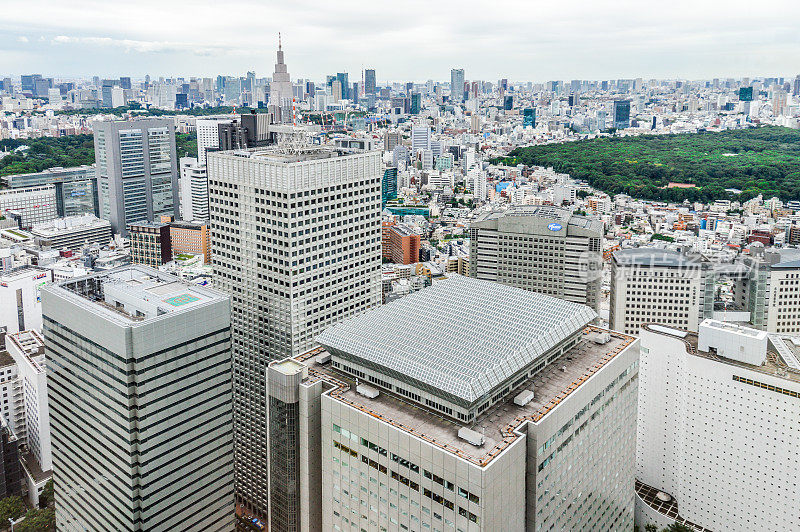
[2,0,799,82]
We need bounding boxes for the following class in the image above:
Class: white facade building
[411,124,432,152]
[610,249,712,335]
[0,267,52,334]
[636,320,800,532]
[5,330,51,506]
[30,214,112,250]
[179,157,209,221]
[0,185,58,228]
[266,276,640,531]
[195,117,233,166]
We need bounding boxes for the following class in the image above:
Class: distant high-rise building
[523,107,536,128]
[382,166,398,206]
[331,79,343,102]
[613,99,631,129]
[450,68,465,103]
[207,142,382,519]
[793,75,800,96]
[264,275,639,531]
[179,157,210,221]
[94,118,179,235]
[739,86,753,102]
[336,72,350,100]
[469,206,603,310]
[269,34,294,122]
[410,92,421,114]
[364,69,376,95]
[772,88,788,115]
[637,320,799,532]
[503,95,513,110]
[100,79,120,108]
[119,76,132,90]
[42,266,234,531]
[411,124,432,152]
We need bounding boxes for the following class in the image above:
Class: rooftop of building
[612,248,706,268]
[169,220,207,230]
[316,275,597,404]
[300,326,635,466]
[19,450,51,483]
[473,205,603,234]
[212,142,378,165]
[31,215,110,235]
[49,265,224,324]
[127,221,169,230]
[644,323,800,386]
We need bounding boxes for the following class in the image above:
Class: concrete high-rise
[207,141,382,518]
[469,206,603,311]
[637,320,800,532]
[270,34,294,122]
[364,69,376,95]
[450,68,465,103]
[266,275,639,531]
[94,118,179,236]
[42,266,234,531]
[610,249,713,335]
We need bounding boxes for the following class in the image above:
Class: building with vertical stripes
[42,266,234,531]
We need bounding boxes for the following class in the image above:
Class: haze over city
[3,0,800,79]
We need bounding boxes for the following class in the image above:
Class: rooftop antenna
[279,32,282,51]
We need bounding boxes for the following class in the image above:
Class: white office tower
[207,141,382,518]
[411,124,431,152]
[5,330,51,506]
[636,320,800,532]
[179,157,209,221]
[610,249,712,335]
[270,35,294,122]
[42,266,234,531]
[265,276,639,531]
[469,206,603,311]
[195,117,233,166]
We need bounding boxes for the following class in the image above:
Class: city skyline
[2,0,800,80]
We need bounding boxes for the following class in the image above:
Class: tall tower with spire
[269,33,294,122]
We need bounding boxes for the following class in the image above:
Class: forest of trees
[0,132,198,181]
[495,126,800,202]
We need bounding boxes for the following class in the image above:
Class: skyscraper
[336,72,350,100]
[42,266,234,531]
[269,34,294,122]
[265,275,639,531]
[364,69,376,95]
[613,100,631,129]
[469,206,604,310]
[523,107,536,128]
[94,118,179,236]
[207,141,382,518]
[450,68,465,103]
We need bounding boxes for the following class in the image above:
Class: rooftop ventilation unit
[356,383,379,399]
[513,389,535,407]
[458,427,485,447]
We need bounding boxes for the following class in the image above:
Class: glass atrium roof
[315,275,597,403]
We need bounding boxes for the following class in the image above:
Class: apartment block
[128,221,172,267]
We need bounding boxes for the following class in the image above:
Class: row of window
[732,375,799,398]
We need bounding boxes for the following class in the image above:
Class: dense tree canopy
[0,132,198,181]
[0,135,94,177]
[495,126,800,202]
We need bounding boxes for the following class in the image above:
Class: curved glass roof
[315,275,597,403]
